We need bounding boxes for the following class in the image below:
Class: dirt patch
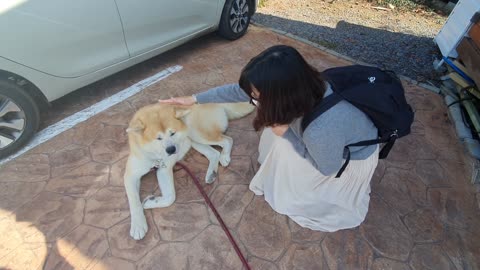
[253,0,448,82]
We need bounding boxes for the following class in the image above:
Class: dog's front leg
[124,158,151,240]
[143,163,176,209]
[191,142,220,184]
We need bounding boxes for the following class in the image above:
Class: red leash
[175,162,251,270]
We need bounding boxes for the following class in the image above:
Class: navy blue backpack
[301,65,414,178]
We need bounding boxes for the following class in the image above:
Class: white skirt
[250,127,379,232]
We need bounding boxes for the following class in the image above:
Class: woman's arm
[159,83,250,105]
[279,117,345,176]
[194,83,250,104]
[301,120,345,176]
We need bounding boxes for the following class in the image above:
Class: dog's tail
[220,102,255,120]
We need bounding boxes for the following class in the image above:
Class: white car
[0,0,257,158]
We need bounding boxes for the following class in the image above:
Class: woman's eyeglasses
[250,97,259,106]
[250,91,259,106]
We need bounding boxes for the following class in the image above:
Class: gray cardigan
[195,83,378,176]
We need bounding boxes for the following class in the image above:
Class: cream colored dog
[124,102,254,240]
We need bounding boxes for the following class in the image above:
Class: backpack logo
[368,77,376,83]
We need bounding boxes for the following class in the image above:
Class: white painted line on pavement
[0,65,183,165]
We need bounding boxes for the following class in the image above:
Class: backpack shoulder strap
[301,92,343,131]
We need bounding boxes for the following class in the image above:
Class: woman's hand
[271,124,289,136]
[158,95,196,106]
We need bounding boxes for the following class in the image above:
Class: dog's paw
[130,215,148,240]
[206,170,217,184]
[219,153,231,167]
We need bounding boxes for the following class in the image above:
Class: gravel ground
[253,0,448,82]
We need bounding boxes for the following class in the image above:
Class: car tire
[218,0,252,40]
[0,79,40,159]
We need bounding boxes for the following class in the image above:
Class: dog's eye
[170,132,176,136]
[157,137,162,141]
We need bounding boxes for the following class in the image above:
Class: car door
[114,0,220,57]
[0,0,129,78]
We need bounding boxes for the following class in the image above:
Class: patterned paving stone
[45,162,109,197]
[371,258,410,270]
[226,129,260,156]
[90,125,129,164]
[404,208,444,243]
[150,75,198,99]
[410,95,436,111]
[322,229,373,270]
[416,107,452,129]
[203,69,225,86]
[443,227,480,270]
[84,186,130,229]
[238,197,291,261]
[95,101,135,126]
[137,226,242,270]
[375,167,427,216]
[218,156,255,185]
[30,129,75,154]
[90,256,136,270]
[477,193,480,211]
[109,156,128,187]
[72,120,104,146]
[139,171,163,199]
[207,184,254,228]
[410,120,425,135]
[126,92,154,111]
[437,159,471,188]
[371,159,386,189]
[187,225,244,269]
[173,154,218,203]
[152,202,210,242]
[437,145,466,164]
[360,196,413,261]
[49,144,91,178]
[228,110,256,131]
[252,151,260,172]
[288,218,327,243]
[384,134,437,163]
[384,159,416,171]
[107,212,160,262]
[43,225,109,269]
[279,243,327,270]
[137,243,190,270]
[228,228,250,262]
[15,191,85,243]
[424,126,455,149]
[428,188,480,231]
[0,181,45,212]
[0,242,48,270]
[175,150,209,178]
[409,244,456,270]
[249,257,279,270]
[0,154,50,182]
[415,160,452,187]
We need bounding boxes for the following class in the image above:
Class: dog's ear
[174,107,191,118]
[126,118,145,133]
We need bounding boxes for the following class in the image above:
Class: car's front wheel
[0,79,40,159]
[218,0,252,40]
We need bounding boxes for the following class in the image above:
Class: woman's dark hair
[239,45,327,131]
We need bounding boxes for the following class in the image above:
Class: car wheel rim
[0,95,26,150]
[230,0,249,33]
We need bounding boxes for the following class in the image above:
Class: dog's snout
[166,146,176,155]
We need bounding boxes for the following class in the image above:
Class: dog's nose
[166,146,176,155]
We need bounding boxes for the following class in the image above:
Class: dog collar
[153,159,167,169]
